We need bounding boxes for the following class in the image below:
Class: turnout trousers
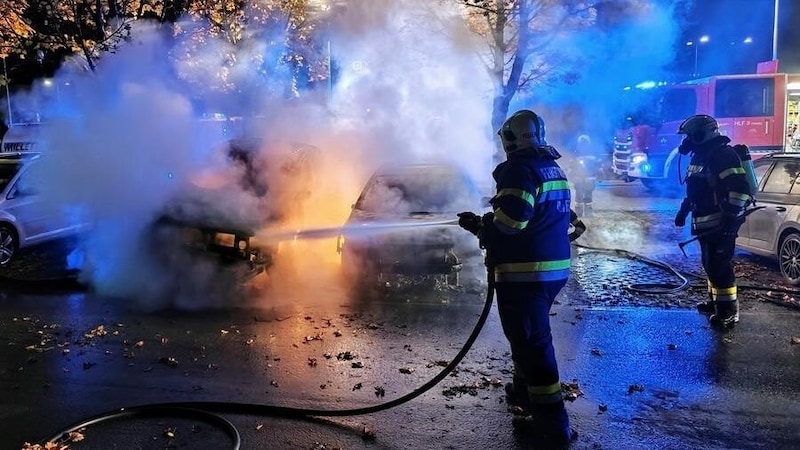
[698,232,737,301]
[495,279,567,407]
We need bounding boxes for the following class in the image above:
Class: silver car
[0,152,85,266]
[337,163,487,289]
[736,153,800,284]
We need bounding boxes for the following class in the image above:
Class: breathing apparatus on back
[731,144,759,202]
[676,114,759,197]
[498,110,562,159]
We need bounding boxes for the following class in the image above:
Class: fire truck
[612,61,800,191]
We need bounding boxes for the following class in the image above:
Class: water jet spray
[262,218,460,241]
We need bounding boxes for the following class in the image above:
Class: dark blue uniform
[484,151,571,408]
[683,135,752,311]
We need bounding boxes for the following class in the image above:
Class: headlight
[631,154,648,165]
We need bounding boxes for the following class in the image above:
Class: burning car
[337,163,487,290]
[149,138,319,284]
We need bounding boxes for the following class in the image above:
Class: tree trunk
[491,92,511,166]
[94,0,105,39]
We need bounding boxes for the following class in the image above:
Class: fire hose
[35,227,498,449]
[574,205,800,302]
[31,211,800,448]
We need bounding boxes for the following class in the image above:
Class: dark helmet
[498,109,547,154]
[678,114,720,145]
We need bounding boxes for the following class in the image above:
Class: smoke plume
[10,0,695,308]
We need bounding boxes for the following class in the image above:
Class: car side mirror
[8,187,23,199]
[12,186,38,198]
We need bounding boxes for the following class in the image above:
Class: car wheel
[0,224,19,267]
[779,233,800,285]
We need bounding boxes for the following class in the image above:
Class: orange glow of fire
[247,136,374,306]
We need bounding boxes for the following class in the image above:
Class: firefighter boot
[696,282,715,314]
[505,376,529,410]
[696,294,715,314]
[524,402,576,447]
[709,300,739,329]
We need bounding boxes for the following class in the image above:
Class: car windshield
[0,162,22,192]
[356,166,479,214]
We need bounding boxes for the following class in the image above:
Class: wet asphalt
[1,181,799,450]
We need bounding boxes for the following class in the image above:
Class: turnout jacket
[683,135,752,235]
[485,151,572,282]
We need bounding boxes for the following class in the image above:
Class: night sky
[677,0,800,77]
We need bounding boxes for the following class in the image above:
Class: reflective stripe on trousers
[699,233,737,303]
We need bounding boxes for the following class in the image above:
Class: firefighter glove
[674,211,687,227]
[674,198,691,227]
[457,212,483,236]
[478,212,496,250]
[481,212,495,229]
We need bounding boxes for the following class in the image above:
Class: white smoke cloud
[9,0,688,308]
[328,0,495,182]
[16,0,495,310]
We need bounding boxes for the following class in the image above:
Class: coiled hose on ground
[574,242,800,307]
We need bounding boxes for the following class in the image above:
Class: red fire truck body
[612,62,800,190]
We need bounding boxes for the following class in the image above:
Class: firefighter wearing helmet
[457,109,577,445]
[569,133,601,217]
[674,114,754,329]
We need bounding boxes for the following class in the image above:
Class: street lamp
[773,0,780,60]
[686,35,710,78]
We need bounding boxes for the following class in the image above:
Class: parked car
[736,153,800,284]
[0,152,86,266]
[337,163,487,290]
[150,192,272,284]
[148,138,320,283]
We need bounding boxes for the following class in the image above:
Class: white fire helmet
[678,114,720,145]
[498,109,547,154]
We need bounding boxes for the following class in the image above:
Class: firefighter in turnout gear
[674,114,753,329]
[458,109,575,445]
[569,134,601,217]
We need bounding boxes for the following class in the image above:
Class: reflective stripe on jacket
[685,136,752,235]
[486,153,572,282]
